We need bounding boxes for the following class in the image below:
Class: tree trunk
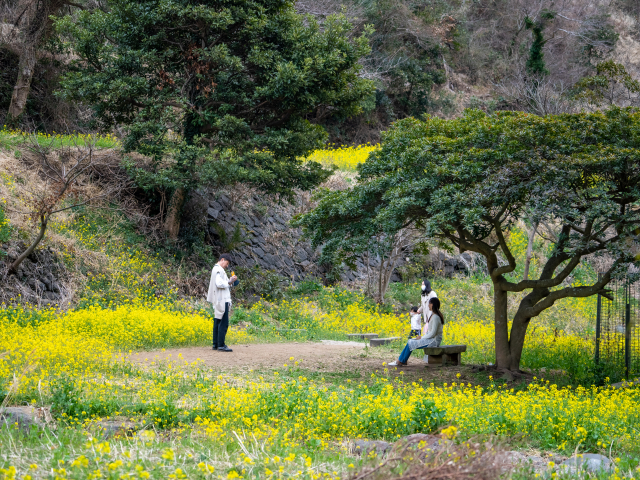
[494,286,512,369]
[7,44,36,124]
[507,314,530,371]
[9,216,47,273]
[164,187,185,240]
[523,221,538,281]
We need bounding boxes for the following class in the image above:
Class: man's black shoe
[212,346,218,350]
[217,346,233,352]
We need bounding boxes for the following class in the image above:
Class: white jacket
[206,264,232,318]
[418,290,438,325]
[410,313,422,331]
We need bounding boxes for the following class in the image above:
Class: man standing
[207,253,238,352]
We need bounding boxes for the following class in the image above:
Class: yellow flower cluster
[33,360,640,454]
[254,290,594,375]
[0,127,118,149]
[305,144,379,171]
[0,303,248,394]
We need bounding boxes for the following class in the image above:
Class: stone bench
[346,333,379,340]
[418,344,467,366]
[370,337,401,347]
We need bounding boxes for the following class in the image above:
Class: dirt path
[130,341,370,369]
[129,341,468,383]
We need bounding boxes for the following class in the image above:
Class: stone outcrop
[0,242,66,306]
[201,188,476,282]
[205,191,321,281]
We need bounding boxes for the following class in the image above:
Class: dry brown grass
[351,438,512,480]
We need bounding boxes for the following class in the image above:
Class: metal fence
[595,275,640,380]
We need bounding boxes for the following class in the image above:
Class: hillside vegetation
[2,1,640,479]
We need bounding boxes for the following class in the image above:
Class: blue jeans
[398,344,412,363]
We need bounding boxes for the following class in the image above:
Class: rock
[207,207,220,219]
[504,451,547,473]
[394,434,440,452]
[561,454,613,473]
[41,277,53,290]
[1,406,44,430]
[353,440,392,456]
[43,292,60,301]
[295,249,308,262]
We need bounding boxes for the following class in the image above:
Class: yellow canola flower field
[0,304,248,394]
[66,362,640,454]
[260,293,593,374]
[0,127,119,149]
[305,144,378,171]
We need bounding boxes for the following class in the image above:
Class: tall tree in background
[0,0,82,124]
[57,0,373,238]
[297,109,640,373]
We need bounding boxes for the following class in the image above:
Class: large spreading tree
[56,0,373,238]
[296,108,640,372]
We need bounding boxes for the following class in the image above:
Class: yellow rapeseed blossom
[305,144,378,171]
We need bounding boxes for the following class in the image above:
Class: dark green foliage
[229,306,265,327]
[409,397,446,433]
[289,279,323,296]
[211,222,246,254]
[56,0,373,208]
[50,376,83,420]
[0,48,18,114]
[296,108,640,371]
[233,265,285,302]
[524,12,555,76]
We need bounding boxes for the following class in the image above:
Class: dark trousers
[213,302,230,348]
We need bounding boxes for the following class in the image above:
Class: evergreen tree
[57,0,373,238]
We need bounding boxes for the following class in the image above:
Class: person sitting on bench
[389,297,444,367]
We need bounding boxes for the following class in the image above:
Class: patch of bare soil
[129,342,471,384]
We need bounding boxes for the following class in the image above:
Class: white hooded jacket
[206,264,232,318]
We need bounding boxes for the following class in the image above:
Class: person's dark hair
[219,253,233,263]
[422,279,432,296]
[410,306,419,313]
[428,297,444,324]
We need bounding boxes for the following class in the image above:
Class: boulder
[207,207,220,219]
[504,451,547,473]
[1,406,44,430]
[353,440,392,456]
[561,454,613,473]
[394,434,440,452]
